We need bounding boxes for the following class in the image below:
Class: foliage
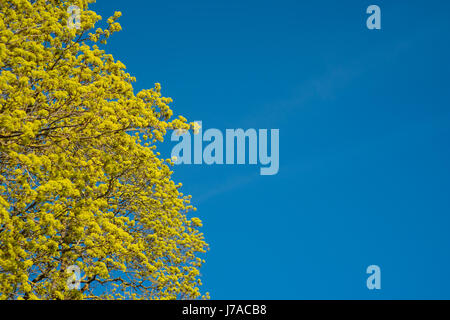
[0,0,207,299]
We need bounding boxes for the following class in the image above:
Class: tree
[0,0,208,299]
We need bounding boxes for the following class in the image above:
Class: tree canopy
[0,0,208,299]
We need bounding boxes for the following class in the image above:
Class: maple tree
[0,0,207,299]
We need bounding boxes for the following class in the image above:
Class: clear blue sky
[92,0,450,299]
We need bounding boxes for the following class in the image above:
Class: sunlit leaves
[0,0,207,300]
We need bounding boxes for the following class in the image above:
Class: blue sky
[92,0,450,299]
